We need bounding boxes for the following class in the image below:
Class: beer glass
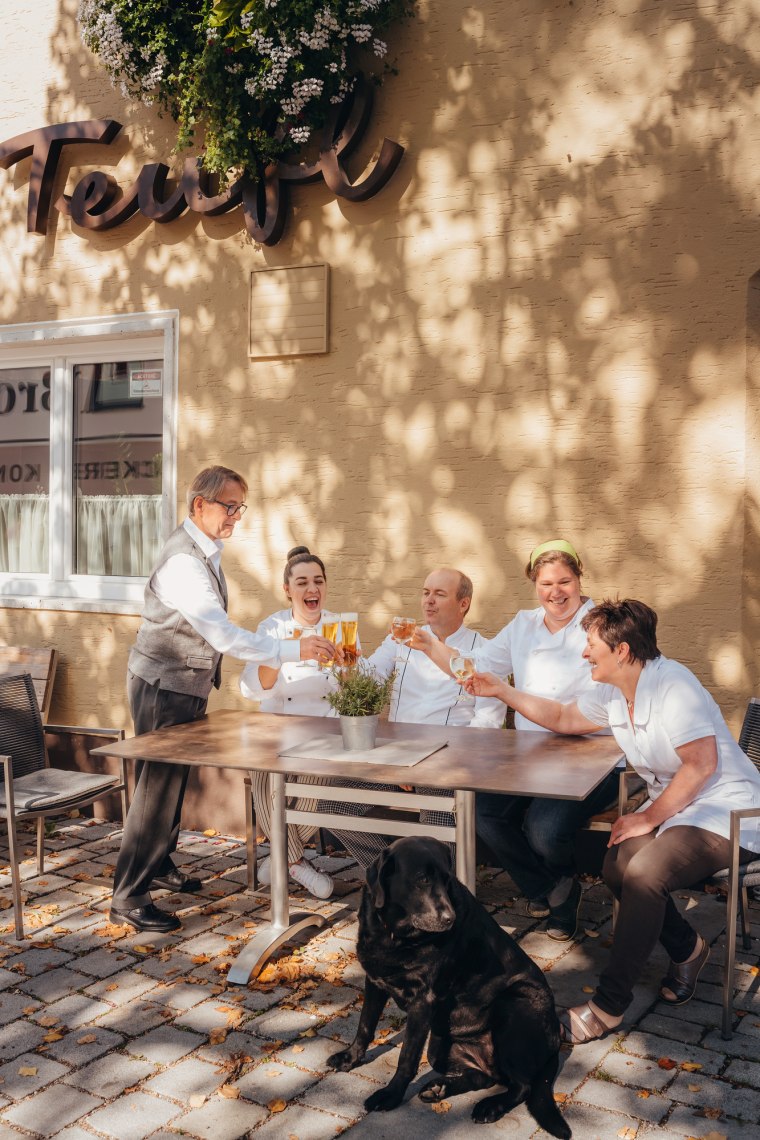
[391,616,418,646]
[341,612,359,664]
[320,614,340,670]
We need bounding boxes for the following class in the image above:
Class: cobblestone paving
[0,818,758,1138]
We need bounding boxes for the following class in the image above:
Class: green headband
[529,539,581,570]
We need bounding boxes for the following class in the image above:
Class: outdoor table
[91,710,622,984]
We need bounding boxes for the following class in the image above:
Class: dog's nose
[438,907,455,929]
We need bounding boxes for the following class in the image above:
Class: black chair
[708,696,760,1038]
[0,672,128,939]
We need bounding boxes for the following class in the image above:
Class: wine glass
[450,655,475,703]
[391,616,418,646]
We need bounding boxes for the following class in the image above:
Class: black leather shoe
[109,904,181,933]
[149,868,203,894]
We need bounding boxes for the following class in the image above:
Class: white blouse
[577,656,760,853]
[474,599,598,731]
[239,608,344,717]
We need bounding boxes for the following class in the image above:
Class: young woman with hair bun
[240,545,348,899]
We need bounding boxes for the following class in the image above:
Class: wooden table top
[92,710,623,801]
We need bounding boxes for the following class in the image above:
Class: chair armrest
[46,725,125,739]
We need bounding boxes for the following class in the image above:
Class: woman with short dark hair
[467,597,760,1042]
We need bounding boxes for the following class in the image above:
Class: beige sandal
[560,1002,622,1045]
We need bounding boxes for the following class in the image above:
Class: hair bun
[287,545,311,560]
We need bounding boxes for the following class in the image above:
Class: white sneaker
[289,859,334,899]
[256,857,271,885]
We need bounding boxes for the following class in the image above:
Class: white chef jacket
[239,609,346,716]
[577,655,760,853]
[366,624,505,728]
[474,599,597,731]
[154,519,301,667]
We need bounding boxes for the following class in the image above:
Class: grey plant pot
[339,713,379,751]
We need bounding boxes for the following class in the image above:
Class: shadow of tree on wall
[1,0,760,768]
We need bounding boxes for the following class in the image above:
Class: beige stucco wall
[2,0,760,756]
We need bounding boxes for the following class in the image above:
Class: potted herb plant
[326,664,396,750]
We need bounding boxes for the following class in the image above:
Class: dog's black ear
[366,847,394,909]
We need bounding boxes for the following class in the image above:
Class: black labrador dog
[327,836,570,1137]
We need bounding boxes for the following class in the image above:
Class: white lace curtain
[0,494,162,577]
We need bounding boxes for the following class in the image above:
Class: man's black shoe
[109,904,181,933]
[149,868,203,894]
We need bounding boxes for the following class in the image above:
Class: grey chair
[0,672,128,939]
[709,696,760,1038]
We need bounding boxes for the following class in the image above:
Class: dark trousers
[595,825,754,1016]
[111,673,207,909]
[475,768,620,900]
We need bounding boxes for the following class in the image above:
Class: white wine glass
[450,655,475,703]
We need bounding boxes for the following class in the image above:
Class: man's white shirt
[153,518,300,666]
[366,624,505,728]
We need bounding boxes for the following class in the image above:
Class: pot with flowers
[327,663,395,750]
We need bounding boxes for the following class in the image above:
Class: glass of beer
[341,612,359,664]
[450,655,475,702]
[391,616,418,646]
[320,613,340,669]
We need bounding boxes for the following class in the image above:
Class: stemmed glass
[450,655,475,703]
[391,616,418,646]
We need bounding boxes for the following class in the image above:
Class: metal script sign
[0,77,403,246]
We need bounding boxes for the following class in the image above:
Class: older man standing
[110,465,336,933]
[325,568,504,865]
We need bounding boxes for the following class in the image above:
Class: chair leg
[36,817,45,875]
[244,775,258,892]
[119,758,130,823]
[740,882,752,951]
[723,837,742,1039]
[2,758,25,941]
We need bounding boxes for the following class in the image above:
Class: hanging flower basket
[78,0,414,179]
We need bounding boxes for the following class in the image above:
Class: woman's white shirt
[577,656,760,853]
[239,609,341,717]
[475,599,598,731]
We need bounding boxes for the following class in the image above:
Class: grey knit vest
[128,524,229,697]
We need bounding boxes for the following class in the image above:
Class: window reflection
[0,366,50,573]
[73,360,163,577]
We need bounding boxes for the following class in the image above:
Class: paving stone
[0,970,19,993]
[63,1052,157,1097]
[667,1069,760,1119]
[150,979,222,1013]
[250,1103,346,1139]
[17,967,92,1002]
[0,1051,69,1099]
[659,1104,760,1138]
[37,993,112,1029]
[0,1018,48,1060]
[702,1027,760,1059]
[10,945,73,975]
[143,1055,227,1101]
[124,1024,205,1064]
[84,969,159,1005]
[45,1024,124,1066]
[195,1028,265,1066]
[621,1029,724,1075]
[636,1009,707,1044]
[236,1058,318,1104]
[0,992,40,1026]
[172,1095,267,1138]
[84,1091,181,1139]
[1,1083,102,1136]
[299,1069,383,1119]
[276,1033,351,1073]
[250,1007,323,1041]
[73,948,137,977]
[94,999,170,1038]
[574,1076,671,1124]
[723,1055,760,1088]
[132,951,197,980]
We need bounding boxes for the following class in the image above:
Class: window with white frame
[0,312,177,607]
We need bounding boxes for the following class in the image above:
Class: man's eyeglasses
[206,499,247,517]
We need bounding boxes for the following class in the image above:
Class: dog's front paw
[326,1047,363,1072]
[365,1085,405,1112]
[418,1079,446,1102]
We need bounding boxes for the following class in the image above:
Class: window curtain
[0,494,162,577]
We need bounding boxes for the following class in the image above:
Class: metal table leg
[228,772,327,984]
[455,789,476,894]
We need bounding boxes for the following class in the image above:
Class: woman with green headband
[413,539,618,939]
